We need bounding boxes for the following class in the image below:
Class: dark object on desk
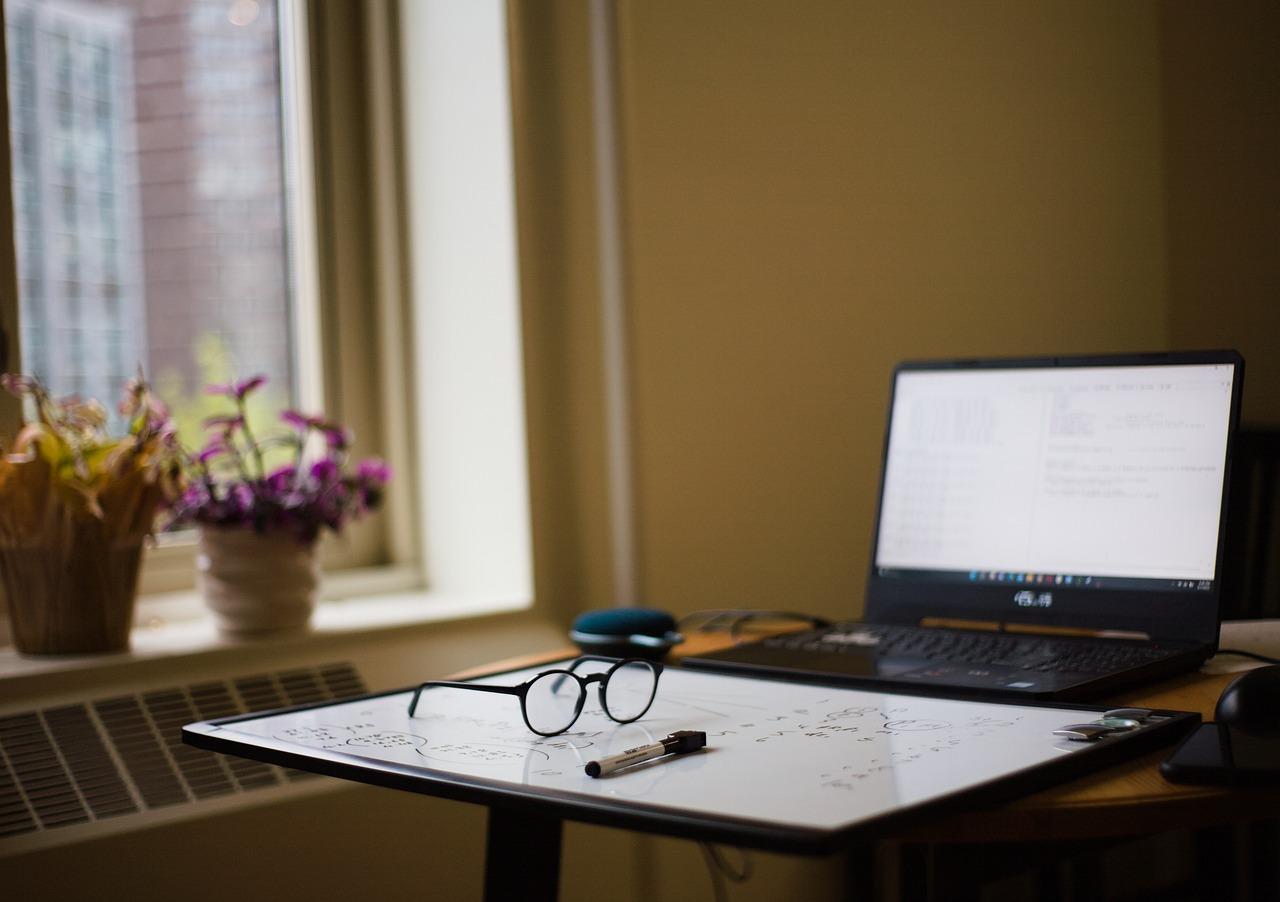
[1215,664,1280,733]
[684,350,1245,701]
[1161,722,1280,785]
[1220,426,1280,620]
[1162,666,1280,785]
[570,607,682,660]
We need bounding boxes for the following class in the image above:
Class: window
[0,0,535,624]
[0,0,350,600]
[5,0,304,441]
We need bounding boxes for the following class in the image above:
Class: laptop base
[681,626,1209,700]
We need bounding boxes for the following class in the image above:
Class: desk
[848,621,1280,845]
[186,622,1280,901]
[452,621,1280,900]
[464,621,1280,843]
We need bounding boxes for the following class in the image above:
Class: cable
[698,842,754,902]
[678,609,831,643]
[1216,648,1280,665]
[698,843,727,902]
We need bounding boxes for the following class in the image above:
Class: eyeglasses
[407,655,664,737]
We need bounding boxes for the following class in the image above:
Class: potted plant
[0,373,181,654]
[166,375,390,636]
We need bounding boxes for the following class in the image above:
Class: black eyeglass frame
[407,655,665,737]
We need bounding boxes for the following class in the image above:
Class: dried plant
[0,372,184,653]
[0,372,183,544]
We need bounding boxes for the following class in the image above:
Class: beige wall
[607,0,1170,623]
[518,0,1279,630]
[1161,0,1280,424]
[511,2,621,624]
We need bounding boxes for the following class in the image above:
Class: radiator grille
[0,662,365,839]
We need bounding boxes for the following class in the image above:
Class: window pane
[5,0,296,441]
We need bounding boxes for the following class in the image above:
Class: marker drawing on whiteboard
[584,730,707,778]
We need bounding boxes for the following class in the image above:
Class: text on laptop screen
[874,363,1235,593]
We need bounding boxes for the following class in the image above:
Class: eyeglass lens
[524,672,586,735]
[602,660,659,722]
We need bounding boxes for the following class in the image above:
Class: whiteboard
[189,664,1182,838]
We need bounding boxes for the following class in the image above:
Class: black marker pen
[584,730,707,778]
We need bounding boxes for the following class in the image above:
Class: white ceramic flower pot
[197,527,319,637]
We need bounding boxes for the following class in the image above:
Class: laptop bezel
[863,349,1245,647]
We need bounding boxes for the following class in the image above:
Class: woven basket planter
[0,521,145,655]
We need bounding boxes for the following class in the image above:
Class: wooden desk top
[898,666,1275,842]
[460,620,1280,844]
[897,620,1280,842]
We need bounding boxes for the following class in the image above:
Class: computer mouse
[1215,664,1280,733]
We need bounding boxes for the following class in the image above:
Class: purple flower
[357,458,391,484]
[169,392,392,540]
[310,458,339,483]
[205,375,267,400]
[227,483,255,514]
[280,409,315,431]
[281,410,339,432]
[178,483,211,511]
[353,458,390,511]
[282,410,349,448]
[266,465,297,493]
[196,437,227,465]
[202,414,244,433]
[326,427,353,451]
[316,482,353,529]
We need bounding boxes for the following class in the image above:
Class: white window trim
[400,0,533,601]
[280,0,325,416]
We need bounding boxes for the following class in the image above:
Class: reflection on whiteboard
[216,665,1111,831]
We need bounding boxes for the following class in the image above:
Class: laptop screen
[873,360,1237,599]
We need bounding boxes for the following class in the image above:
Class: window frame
[0,1,19,440]
[0,0,545,643]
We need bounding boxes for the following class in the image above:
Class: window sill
[0,572,536,687]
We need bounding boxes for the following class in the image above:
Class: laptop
[684,350,1245,699]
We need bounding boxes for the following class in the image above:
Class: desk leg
[485,807,563,902]
[843,841,876,900]
[1193,824,1237,902]
[1249,820,1279,900]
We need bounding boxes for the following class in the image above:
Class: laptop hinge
[918,617,1151,642]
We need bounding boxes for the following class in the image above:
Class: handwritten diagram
[222,665,1106,831]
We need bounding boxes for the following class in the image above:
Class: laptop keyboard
[762,624,1175,675]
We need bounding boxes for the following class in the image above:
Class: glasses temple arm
[407,680,524,717]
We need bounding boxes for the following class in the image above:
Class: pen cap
[569,607,683,661]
